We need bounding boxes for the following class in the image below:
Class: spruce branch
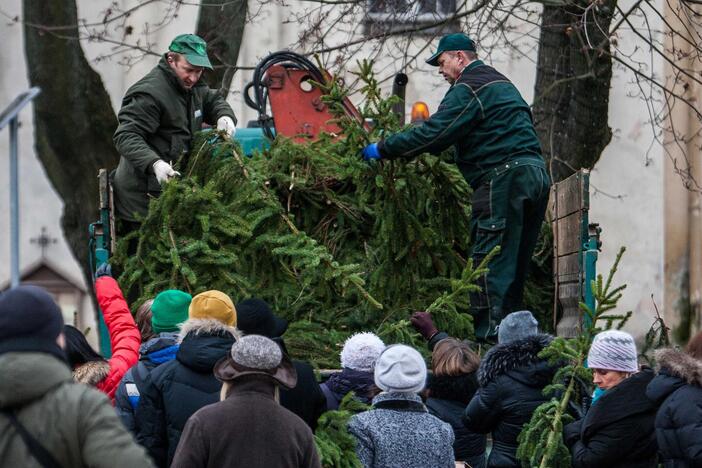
[518,246,630,467]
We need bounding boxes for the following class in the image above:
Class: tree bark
[196,0,248,99]
[533,2,616,183]
[22,0,119,290]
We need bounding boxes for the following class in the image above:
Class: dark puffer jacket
[320,367,377,410]
[114,333,179,433]
[462,334,556,468]
[427,373,486,464]
[564,368,658,468]
[646,348,702,467]
[135,319,236,467]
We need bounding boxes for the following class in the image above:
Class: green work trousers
[468,159,551,340]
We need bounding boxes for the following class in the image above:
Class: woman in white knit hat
[563,330,658,468]
[320,332,385,410]
[348,344,455,468]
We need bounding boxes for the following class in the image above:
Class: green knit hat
[151,290,192,333]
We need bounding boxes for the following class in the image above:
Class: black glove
[410,311,438,341]
[95,262,112,278]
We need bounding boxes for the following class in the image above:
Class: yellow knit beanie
[189,290,237,327]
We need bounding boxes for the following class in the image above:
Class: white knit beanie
[587,330,639,373]
[374,344,427,394]
[340,332,386,372]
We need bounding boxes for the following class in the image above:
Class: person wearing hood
[426,337,487,468]
[135,289,238,467]
[348,344,455,468]
[236,298,326,430]
[645,331,702,467]
[115,289,191,433]
[0,285,154,467]
[171,334,322,468]
[65,263,141,401]
[321,332,386,410]
[563,330,658,468]
[462,310,557,468]
[112,33,236,237]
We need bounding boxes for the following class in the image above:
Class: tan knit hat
[189,290,237,327]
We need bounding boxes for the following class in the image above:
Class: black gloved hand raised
[410,311,438,341]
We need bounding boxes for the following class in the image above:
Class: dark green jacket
[0,352,154,468]
[379,60,543,188]
[113,55,236,221]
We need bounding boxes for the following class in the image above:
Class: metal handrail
[1,87,42,288]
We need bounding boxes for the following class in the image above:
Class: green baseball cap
[426,33,476,66]
[168,34,213,70]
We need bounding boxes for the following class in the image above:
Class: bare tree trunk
[533,3,615,183]
[22,0,119,289]
[196,0,248,97]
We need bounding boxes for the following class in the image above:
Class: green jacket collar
[462,59,484,75]
[0,352,72,408]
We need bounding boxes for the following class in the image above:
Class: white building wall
[0,0,667,340]
[588,0,665,339]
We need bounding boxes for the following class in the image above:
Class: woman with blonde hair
[427,338,486,468]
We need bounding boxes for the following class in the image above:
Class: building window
[366,0,460,35]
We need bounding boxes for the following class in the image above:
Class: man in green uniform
[361,33,550,340]
[112,34,237,234]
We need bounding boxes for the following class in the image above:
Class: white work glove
[217,116,236,138]
[152,160,180,185]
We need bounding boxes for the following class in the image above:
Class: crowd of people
[1,266,702,468]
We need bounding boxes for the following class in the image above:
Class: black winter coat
[135,320,236,468]
[646,348,702,468]
[462,334,556,468]
[426,373,487,462]
[564,368,658,468]
[280,359,327,431]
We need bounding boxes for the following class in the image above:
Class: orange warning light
[411,101,430,124]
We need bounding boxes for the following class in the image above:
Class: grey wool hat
[374,344,427,394]
[497,310,539,344]
[214,334,297,389]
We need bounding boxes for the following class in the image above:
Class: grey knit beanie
[374,344,427,393]
[587,330,638,373]
[497,310,538,344]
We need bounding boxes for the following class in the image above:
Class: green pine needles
[314,393,369,468]
[114,59,489,363]
[517,247,632,467]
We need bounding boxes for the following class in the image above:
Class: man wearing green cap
[112,34,237,233]
[361,33,550,341]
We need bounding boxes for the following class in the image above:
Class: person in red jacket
[64,263,141,401]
